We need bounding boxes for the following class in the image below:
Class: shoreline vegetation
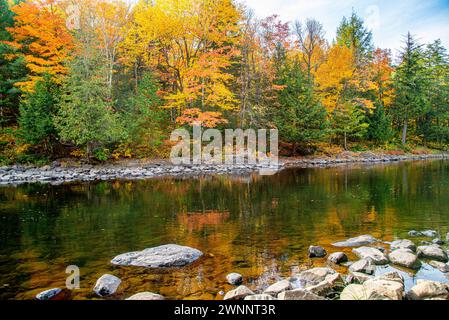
[1,150,448,185]
[1,0,449,166]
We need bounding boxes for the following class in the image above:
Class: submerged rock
[327,252,348,264]
[332,235,378,247]
[93,274,121,297]
[428,260,449,273]
[223,285,254,300]
[352,247,389,265]
[390,239,416,252]
[36,288,62,300]
[388,249,421,270]
[308,245,327,258]
[111,244,203,268]
[277,289,326,300]
[264,279,292,296]
[349,259,375,275]
[406,280,449,300]
[226,273,243,285]
[408,230,422,237]
[126,292,165,300]
[244,294,277,300]
[417,245,448,262]
[421,230,438,238]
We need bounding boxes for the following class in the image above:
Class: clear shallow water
[0,160,448,300]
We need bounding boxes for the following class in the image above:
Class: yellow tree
[122,0,242,125]
[5,0,73,92]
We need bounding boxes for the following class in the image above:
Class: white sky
[240,0,449,54]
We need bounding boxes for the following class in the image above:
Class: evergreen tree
[366,104,394,144]
[18,74,59,151]
[274,62,329,155]
[332,102,369,150]
[392,33,429,145]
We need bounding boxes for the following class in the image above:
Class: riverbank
[1,151,448,185]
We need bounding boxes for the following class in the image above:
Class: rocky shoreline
[1,152,448,186]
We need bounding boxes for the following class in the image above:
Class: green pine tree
[332,102,369,150]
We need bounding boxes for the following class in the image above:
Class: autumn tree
[5,0,73,92]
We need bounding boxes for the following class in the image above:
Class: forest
[0,0,448,164]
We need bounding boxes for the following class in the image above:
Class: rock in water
[264,280,292,296]
[111,244,203,268]
[126,292,165,300]
[363,273,404,300]
[432,238,444,245]
[327,252,348,264]
[406,280,449,300]
[244,294,277,300]
[388,249,421,270]
[428,260,449,273]
[421,230,438,238]
[340,284,387,300]
[349,259,375,274]
[93,274,121,297]
[308,245,327,258]
[277,289,326,300]
[390,239,416,252]
[36,288,62,300]
[346,272,374,284]
[417,245,448,262]
[408,230,422,237]
[352,247,389,265]
[223,285,254,300]
[226,273,243,285]
[294,267,336,287]
[332,235,378,247]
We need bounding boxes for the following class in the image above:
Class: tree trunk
[401,119,408,146]
[344,132,347,150]
[291,142,296,156]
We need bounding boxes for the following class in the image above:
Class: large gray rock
[111,244,203,268]
[340,284,388,300]
[226,273,243,285]
[406,280,449,300]
[421,230,438,238]
[432,238,444,245]
[417,245,448,262]
[352,247,389,265]
[349,259,375,274]
[308,245,327,258]
[36,288,62,300]
[306,273,344,296]
[332,235,378,247]
[223,285,254,300]
[264,279,292,296]
[93,274,121,296]
[346,272,374,284]
[244,294,277,300]
[408,230,422,237]
[428,260,449,273]
[277,289,326,300]
[294,267,337,287]
[327,252,348,264]
[126,292,165,300]
[388,249,421,270]
[390,239,416,252]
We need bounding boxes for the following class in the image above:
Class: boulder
[390,239,416,252]
[36,288,62,300]
[340,284,388,300]
[421,230,438,238]
[111,244,203,268]
[244,294,277,300]
[126,292,165,300]
[264,279,292,296]
[294,267,336,287]
[352,247,389,265]
[277,289,326,300]
[223,285,254,300]
[388,249,421,270]
[349,259,375,275]
[432,238,444,245]
[226,273,243,285]
[408,230,422,237]
[308,245,327,258]
[406,280,449,300]
[93,274,121,297]
[327,252,348,264]
[332,235,378,247]
[361,272,404,300]
[346,272,374,284]
[417,245,448,262]
[306,273,344,296]
[428,260,449,273]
